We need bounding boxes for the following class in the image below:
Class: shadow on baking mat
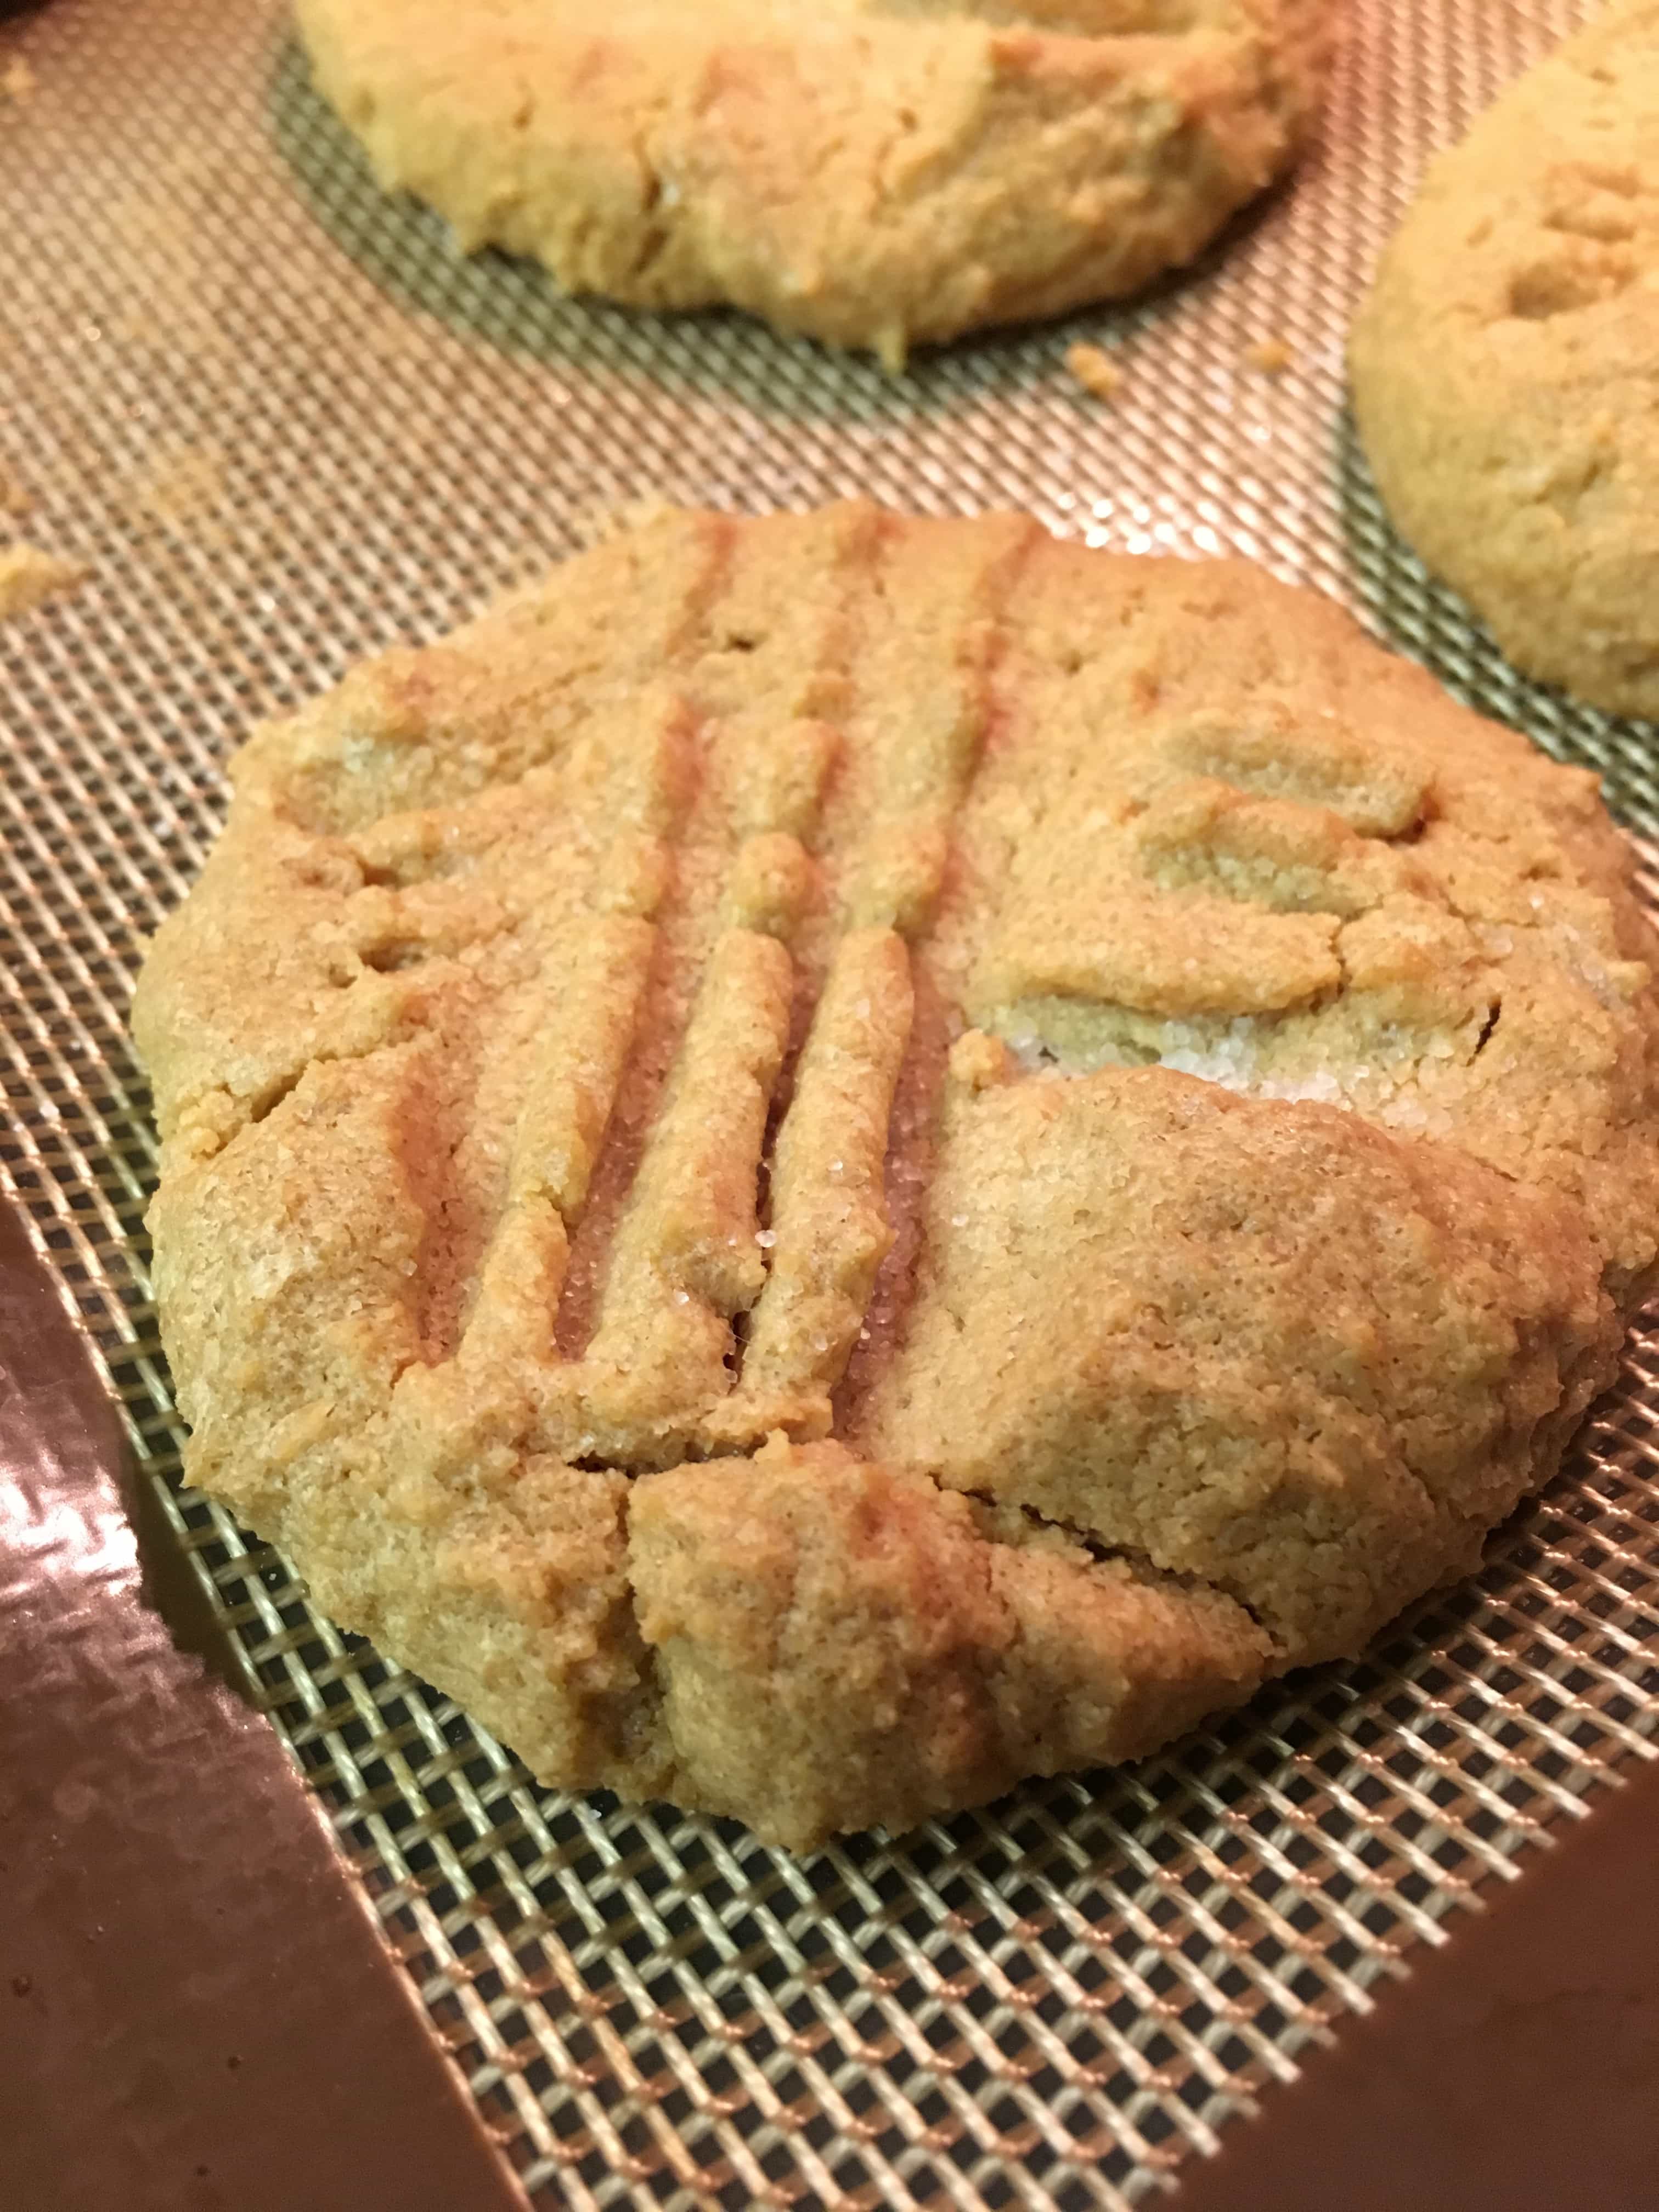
[1335,411,1659,834]
[262,27,1260,439]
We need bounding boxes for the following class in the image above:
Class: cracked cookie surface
[1350,0,1659,719]
[293,0,1333,365]
[133,504,1659,1847]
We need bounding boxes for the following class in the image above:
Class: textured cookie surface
[133,504,1659,1847]
[294,0,1333,366]
[1350,1,1659,720]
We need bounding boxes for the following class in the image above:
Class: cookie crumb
[0,544,83,618]
[1244,336,1294,375]
[948,1029,1012,1092]
[1064,342,1123,403]
[2,59,35,104]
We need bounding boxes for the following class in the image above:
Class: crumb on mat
[1064,342,1123,402]
[1244,337,1294,375]
[0,544,84,618]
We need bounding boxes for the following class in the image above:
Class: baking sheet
[2,2,1656,2203]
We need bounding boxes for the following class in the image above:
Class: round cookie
[1350,2,1659,721]
[294,0,1334,367]
[132,504,1659,1849]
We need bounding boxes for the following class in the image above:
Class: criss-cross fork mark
[131,504,1659,1847]
[267,504,1043,1475]
[146,502,1635,1492]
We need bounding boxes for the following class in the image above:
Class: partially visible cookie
[132,504,1659,1848]
[1350,2,1659,720]
[294,0,1334,367]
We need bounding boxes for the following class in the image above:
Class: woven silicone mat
[3,2,1656,2204]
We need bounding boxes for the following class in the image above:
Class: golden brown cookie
[1350,2,1659,720]
[294,0,1334,366]
[132,504,1659,1848]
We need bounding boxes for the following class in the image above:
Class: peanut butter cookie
[1350,2,1659,720]
[133,504,1659,1847]
[295,0,1334,366]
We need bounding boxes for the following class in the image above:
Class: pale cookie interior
[133,505,1659,1847]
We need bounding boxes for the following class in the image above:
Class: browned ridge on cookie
[133,505,1659,1847]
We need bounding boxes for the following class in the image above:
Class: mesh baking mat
[4,1,1657,2203]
